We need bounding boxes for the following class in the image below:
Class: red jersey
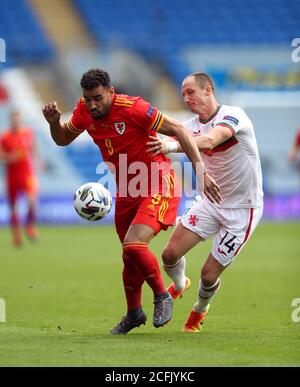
[0,83,8,103]
[0,128,35,181]
[67,94,172,197]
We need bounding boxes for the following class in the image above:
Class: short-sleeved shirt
[67,94,172,197]
[0,128,35,181]
[184,104,264,209]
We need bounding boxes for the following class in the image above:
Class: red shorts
[115,193,180,243]
[7,175,38,204]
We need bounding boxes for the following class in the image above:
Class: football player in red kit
[43,68,220,334]
[288,128,300,187]
[0,111,39,246]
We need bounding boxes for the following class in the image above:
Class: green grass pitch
[0,222,299,367]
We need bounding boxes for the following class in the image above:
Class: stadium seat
[0,0,53,65]
[73,0,299,85]
[65,143,104,182]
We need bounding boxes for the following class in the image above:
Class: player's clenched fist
[42,102,61,125]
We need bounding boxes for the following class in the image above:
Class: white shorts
[181,199,263,267]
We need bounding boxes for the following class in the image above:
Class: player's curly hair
[80,68,111,90]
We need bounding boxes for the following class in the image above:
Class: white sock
[193,279,221,314]
[163,256,187,291]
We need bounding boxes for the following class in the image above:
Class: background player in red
[43,68,220,334]
[0,111,41,246]
[288,128,300,187]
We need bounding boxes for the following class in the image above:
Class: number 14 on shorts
[217,231,240,258]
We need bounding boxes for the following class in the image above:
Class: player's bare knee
[162,245,179,265]
[123,233,144,245]
[201,267,217,287]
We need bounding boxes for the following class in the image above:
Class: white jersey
[184,104,263,208]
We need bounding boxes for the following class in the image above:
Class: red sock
[11,212,22,246]
[11,212,19,227]
[122,252,144,312]
[26,205,36,225]
[123,243,166,297]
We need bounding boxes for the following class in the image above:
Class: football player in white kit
[147,73,264,332]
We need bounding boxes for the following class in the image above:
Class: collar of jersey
[199,104,221,124]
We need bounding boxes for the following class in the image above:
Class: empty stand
[74,0,300,85]
[0,0,53,65]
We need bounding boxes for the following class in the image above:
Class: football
[74,182,112,221]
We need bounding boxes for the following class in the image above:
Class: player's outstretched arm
[193,125,233,151]
[158,115,221,203]
[148,124,233,154]
[159,115,203,172]
[42,102,79,146]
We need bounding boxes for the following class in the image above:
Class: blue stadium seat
[65,143,104,182]
[73,0,299,86]
[0,0,53,65]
